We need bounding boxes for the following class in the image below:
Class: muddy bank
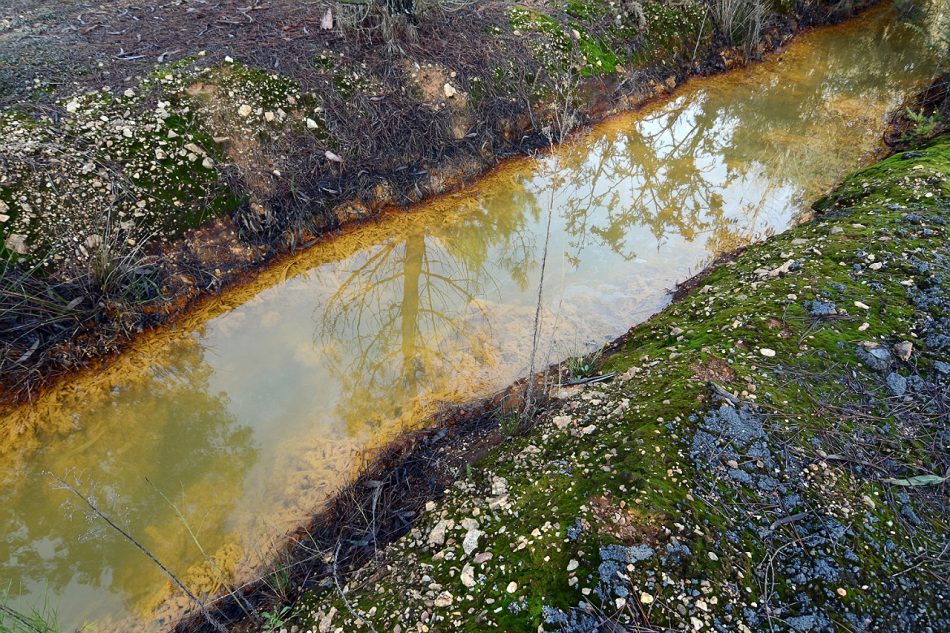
[0,0,885,406]
[187,135,950,632]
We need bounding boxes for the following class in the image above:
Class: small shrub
[900,107,944,141]
[708,0,771,54]
[260,605,291,632]
[565,346,604,380]
[335,0,472,50]
[82,212,162,304]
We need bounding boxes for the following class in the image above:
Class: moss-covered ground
[289,136,950,631]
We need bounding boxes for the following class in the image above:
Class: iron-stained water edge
[1,4,943,629]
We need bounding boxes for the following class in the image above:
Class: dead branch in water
[48,472,228,633]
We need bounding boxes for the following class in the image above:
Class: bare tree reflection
[318,196,536,433]
[552,15,935,265]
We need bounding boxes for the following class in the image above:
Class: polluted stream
[0,6,942,630]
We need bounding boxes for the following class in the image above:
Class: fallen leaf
[884,474,947,487]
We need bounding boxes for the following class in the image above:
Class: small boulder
[427,518,454,548]
[462,527,482,556]
[893,341,913,362]
[460,564,475,588]
[885,372,907,397]
[433,591,454,607]
[4,233,28,255]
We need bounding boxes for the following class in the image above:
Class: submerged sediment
[282,136,950,631]
[0,0,886,404]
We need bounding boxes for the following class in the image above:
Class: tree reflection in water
[318,192,539,436]
[555,15,933,267]
[316,10,939,435]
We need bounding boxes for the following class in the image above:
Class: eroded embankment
[277,137,950,632]
[0,0,880,405]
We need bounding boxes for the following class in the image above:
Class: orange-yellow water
[0,5,943,630]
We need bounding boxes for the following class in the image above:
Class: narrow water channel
[1,5,941,630]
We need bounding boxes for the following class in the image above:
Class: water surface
[1,5,942,629]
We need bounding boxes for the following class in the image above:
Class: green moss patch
[0,80,239,267]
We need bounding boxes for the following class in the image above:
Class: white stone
[765,259,795,278]
[460,517,479,531]
[4,233,28,255]
[433,591,453,607]
[306,118,320,129]
[639,592,654,605]
[238,104,253,117]
[506,581,518,593]
[460,564,475,588]
[427,518,454,548]
[759,348,776,358]
[491,476,508,496]
[443,83,458,98]
[462,527,483,556]
[553,415,572,429]
[567,559,579,572]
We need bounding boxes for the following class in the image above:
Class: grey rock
[806,300,837,317]
[886,372,907,397]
